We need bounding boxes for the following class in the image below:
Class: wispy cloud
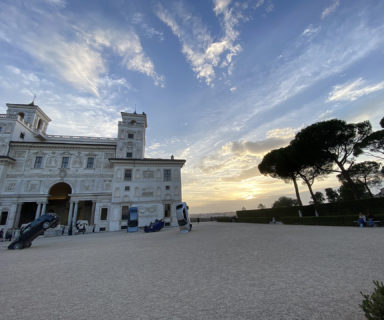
[302,25,320,37]
[132,13,164,40]
[0,2,164,95]
[321,0,340,19]
[327,78,384,102]
[156,0,247,85]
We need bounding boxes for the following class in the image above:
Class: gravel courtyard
[0,222,383,320]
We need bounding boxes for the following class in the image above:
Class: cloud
[132,13,164,40]
[321,0,340,19]
[327,78,384,102]
[223,137,291,156]
[0,2,164,95]
[44,0,67,8]
[302,25,320,37]
[222,166,260,182]
[213,0,232,14]
[156,1,245,85]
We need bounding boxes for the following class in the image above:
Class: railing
[0,114,17,119]
[47,135,116,143]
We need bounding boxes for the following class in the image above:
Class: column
[72,202,79,229]
[41,203,47,217]
[34,203,42,220]
[90,201,96,225]
[67,201,74,226]
[13,203,23,228]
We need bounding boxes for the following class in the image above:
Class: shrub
[360,280,384,320]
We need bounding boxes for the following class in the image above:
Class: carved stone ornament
[59,168,67,179]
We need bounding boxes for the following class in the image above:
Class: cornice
[0,155,16,164]
[109,158,186,167]
[9,141,117,149]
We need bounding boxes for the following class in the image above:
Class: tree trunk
[299,174,317,205]
[292,176,303,206]
[363,178,374,197]
[335,160,360,200]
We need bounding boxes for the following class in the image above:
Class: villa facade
[0,102,185,233]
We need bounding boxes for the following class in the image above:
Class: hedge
[233,197,384,227]
[236,215,384,227]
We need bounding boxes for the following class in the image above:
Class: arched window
[37,119,44,131]
[18,112,25,119]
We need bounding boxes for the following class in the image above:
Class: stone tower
[116,112,147,159]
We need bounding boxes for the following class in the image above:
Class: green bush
[360,281,384,320]
[236,197,384,227]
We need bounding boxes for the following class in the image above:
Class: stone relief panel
[142,188,154,198]
[165,193,172,200]
[114,187,120,199]
[71,154,82,168]
[13,151,26,158]
[156,169,161,179]
[25,156,33,168]
[135,187,140,197]
[46,156,58,168]
[135,169,141,179]
[5,182,16,192]
[116,169,122,180]
[103,180,112,191]
[143,170,154,179]
[156,187,161,196]
[81,180,95,192]
[25,181,41,193]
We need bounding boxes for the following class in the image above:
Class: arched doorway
[47,183,72,225]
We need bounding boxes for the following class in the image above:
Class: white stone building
[0,102,186,233]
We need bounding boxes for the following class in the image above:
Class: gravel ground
[0,222,383,320]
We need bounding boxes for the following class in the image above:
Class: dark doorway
[19,202,37,227]
[77,201,93,223]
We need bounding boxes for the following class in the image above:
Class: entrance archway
[47,182,72,225]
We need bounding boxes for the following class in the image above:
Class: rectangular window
[165,185,170,190]
[125,186,130,191]
[86,157,94,169]
[0,211,8,225]
[100,208,108,220]
[126,152,133,158]
[61,156,69,168]
[164,169,172,181]
[121,206,129,220]
[128,133,134,139]
[124,169,132,181]
[34,156,43,168]
[164,204,171,218]
[0,127,2,133]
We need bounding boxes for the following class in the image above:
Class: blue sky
[1,0,384,213]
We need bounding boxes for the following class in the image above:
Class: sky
[0,0,384,214]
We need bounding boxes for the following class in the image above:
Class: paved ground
[0,222,383,319]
